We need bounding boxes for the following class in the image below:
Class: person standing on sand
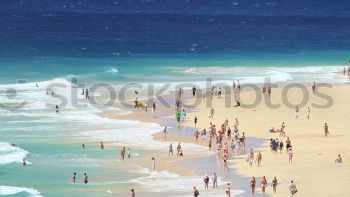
[289,181,297,196]
[131,189,135,197]
[181,109,186,122]
[203,175,209,189]
[306,106,311,120]
[152,102,156,113]
[272,176,278,193]
[162,126,168,140]
[194,116,198,128]
[176,111,181,122]
[168,143,173,156]
[212,172,218,188]
[256,151,262,167]
[151,157,156,171]
[288,148,293,163]
[324,123,329,136]
[268,86,271,96]
[295,106,299,119]
[260,176,267,195]
[312,82,316,93]
[250,176,256,195]
[247,149,254,167]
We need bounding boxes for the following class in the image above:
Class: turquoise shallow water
[0,50,349,197]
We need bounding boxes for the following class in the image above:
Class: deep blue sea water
[0,1,350,196]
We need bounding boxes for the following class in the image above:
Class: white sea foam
[131,168,244,196]
[0,186,43,197]
[106,67,118,73]
[0,142,29,165]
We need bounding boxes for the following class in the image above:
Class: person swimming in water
[83,173,88,184]
[72,172,77,183]
[55,105,59,113]
[22,159,26,166]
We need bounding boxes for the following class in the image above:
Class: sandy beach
[180,82,350,197]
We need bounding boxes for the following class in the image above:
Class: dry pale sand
[183,84,350,197]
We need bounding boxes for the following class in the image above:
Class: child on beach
[181,109,186,122]
[335,154,342,163]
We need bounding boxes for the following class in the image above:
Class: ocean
[0,0,350,196]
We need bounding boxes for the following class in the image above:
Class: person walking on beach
[177,143,182,156]
[289,181,297,196]
[247,149,254,167]
[192,86,197,97]
[131,189,135,197]
[324,123,329,136]
[83,173,88,184]
[194,129,200,142]
[72,172,77,183]
[168,143,173,156]
[272,176,278,193]
[250,176,256,195]
[194,116,198,128]
[268,86,271,96]
[120,147,126,162]
[209,108,215,120]
[151,157,156,171]
[203,175,209,189]
[193,187,199,197]
[256,151,262,167]
[162,126,168,140]
[212,172,218,188]
[100,141,104,150]
[261,176,267,196]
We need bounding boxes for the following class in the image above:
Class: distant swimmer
[22,159,26,166]
[100,142,104,150]
[83,173,88,184]
[82,89,85,95]
[51,91,54,96]
[72,172,77,183]
[36,82,39,87]
[82,144,85,148]
[85,89,89,99]
[135,90,139,94]
[11,144,16,147]
[55,105,59,113]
